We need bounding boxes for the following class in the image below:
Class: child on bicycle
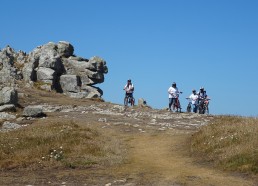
[189,89,199,113]
[198,87,208,104]
[198,87,207,99]
[197,87,210,114]
[123,79,134,104]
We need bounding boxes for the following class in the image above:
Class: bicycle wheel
[203,106,206,114]
[124,97,128,106]
[186,104,191,112]
[175,98,179,112]
[198,105,203,114]
[178,100,182,113]
[205,105,209,114]
[131,97,135,106]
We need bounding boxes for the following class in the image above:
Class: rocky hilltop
[0,41,108,102]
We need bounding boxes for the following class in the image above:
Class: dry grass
[0,120,124,171]
[33,81,52,89]
[191,116,258,174]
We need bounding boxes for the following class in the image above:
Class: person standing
[189,89,199,113]
[123,79,134,106]
[168,82,181,111]
[198,87,207,99]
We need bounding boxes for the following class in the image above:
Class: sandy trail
[112,131,255,186]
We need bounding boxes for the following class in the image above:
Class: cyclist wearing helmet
[198,87,207,99]
[189,89,198,113]
[123,79,134,102]
[168,82,181,111]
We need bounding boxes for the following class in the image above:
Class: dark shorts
[125,92,133,98]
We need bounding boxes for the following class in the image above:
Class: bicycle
[186,98,191,112]
[124,95,135,106]
[198,98,210,114]
[173,92,182,112]
[204,98,210,114]
[174,97,182,112]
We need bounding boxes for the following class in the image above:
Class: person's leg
[128,93,131,103]
[193,104,197,113]
[169,98,172,110]
[172,98,176,110]
[129,93,134,105]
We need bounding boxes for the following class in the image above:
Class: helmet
[192,89,196,92]
[200,87,204,90]
[127,79,131,82]
[172,82,176,86]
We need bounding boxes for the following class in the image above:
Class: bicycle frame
[174,97,181,112]
[124,95,135,106]
[198,98,210,114]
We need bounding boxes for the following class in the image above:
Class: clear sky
[1,0,257,116]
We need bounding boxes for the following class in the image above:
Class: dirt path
[109,130,256,186]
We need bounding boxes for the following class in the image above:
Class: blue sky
[1,0,257,116]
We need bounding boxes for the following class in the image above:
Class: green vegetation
[0,121,124,170]
[191,116,258,174]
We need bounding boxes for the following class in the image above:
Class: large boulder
[23,105,45,117]
[0,46,20,86]
[62,56,107,85]
[83,86,103,98]
[60,75,81,93]
[22,59,38,82]
[26,42,65,76]
[0,87,18,106]
[57,41,74,57]
[36,67,56,82]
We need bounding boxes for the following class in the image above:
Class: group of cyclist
[167,82,210,113]
[188,87,209,113]
[123,79,210,114]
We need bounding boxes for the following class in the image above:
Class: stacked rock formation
[0,41,108,99]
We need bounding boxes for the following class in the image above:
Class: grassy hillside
[191,116,258,174]
[0,120,125,170]
[1,114,257,176]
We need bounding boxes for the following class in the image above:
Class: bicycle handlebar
[186,97,211,101]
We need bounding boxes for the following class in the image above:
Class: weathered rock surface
[1,121,21,131]
[0,112,16,120]
[0,41,108,99]
[60,75,81,93]
[0,87,18,105]
[0,104,16,112]
[36,103,214,131]
[23,105,45,117]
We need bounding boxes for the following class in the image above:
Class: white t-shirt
[124,84,134,93]
[168,87,179,98]
[189,93,199,104]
